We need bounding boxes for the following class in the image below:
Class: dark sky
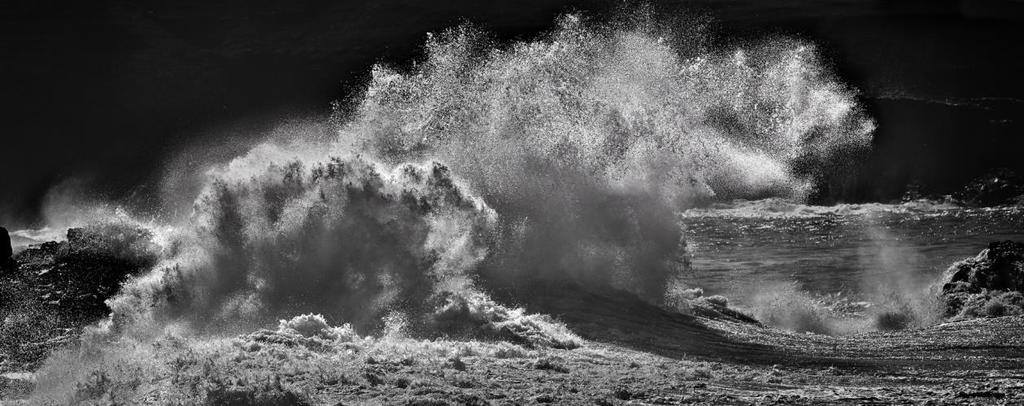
[2,0,1024,227]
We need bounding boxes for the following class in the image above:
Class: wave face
[98,15,873,337]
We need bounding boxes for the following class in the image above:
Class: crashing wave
[18,13,874,367]
[344,16,873,202]
[105,154,501,336]
[329,15,873,303]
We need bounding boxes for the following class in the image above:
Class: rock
[954,169,1024,207]
[0,222,161,370]
[939,241,1024,320]
[941,241,1024,293]
[1,227,14,272]
[65,227,83,244]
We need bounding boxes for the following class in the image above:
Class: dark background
[2,0,1023,227]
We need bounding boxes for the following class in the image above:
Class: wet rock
[954,169,1024,207]
[0,227,13,272]
[0,222,160,370]
[939,241,1024,320]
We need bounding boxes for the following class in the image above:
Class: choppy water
[681,199,1024,306]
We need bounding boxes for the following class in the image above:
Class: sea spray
[36,13,874,339]
[107,154,499,335]
[28,13,877,401]
[338,15,873,302]
[99,14,877,336]
[857,225,944,330]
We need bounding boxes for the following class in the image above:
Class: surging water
[682,199,1024,333]
[36,12,1005,402]
[32,14,875,342]
[108,157,497,335]
[332,15,873,304]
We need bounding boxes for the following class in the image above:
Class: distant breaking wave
[43,14,874,341]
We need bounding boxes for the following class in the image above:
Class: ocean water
[681,199,1024,306]
[7,15,878,337]
[13,12,1024,403]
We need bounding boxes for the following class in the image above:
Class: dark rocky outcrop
[954,169,1024,207]
[939,241,1024,320]
[0,227,13,272]
[0,223,159,371]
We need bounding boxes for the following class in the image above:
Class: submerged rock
[939,241,1024,320]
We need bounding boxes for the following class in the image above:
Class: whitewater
[33,14,872,334]
[12,14,1022,404]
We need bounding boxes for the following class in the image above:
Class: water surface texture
[682,199,1024,304]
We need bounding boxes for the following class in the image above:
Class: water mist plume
[338,15,873,302]
[52,14,873,342]
[108,154,497,336]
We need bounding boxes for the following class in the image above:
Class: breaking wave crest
[334,15,873,303]
[348,16,872,203]
[107,156,503,337]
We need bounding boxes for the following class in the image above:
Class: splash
[17,13,883,402]
[34,13,873,349]
[346,16,873,203]
[108,153,498,336]
[334,15,873,301]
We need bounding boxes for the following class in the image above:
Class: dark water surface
[680,200,1024,306]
